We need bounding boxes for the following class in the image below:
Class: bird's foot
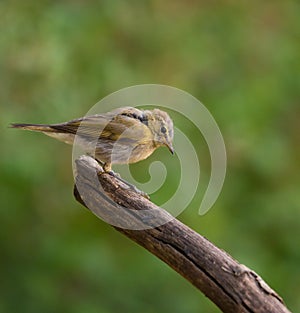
[107,171,150,199]
[107,170,120,178]
[91,157,150,199]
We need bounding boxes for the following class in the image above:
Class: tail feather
[10,122,76,145]
[10,123,55,132]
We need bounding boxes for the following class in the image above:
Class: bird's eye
[160,126,167,134]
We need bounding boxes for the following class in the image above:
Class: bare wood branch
[73,155,291,313]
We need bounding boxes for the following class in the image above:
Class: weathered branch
[74,155,291,313]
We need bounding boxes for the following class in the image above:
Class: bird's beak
[166,142,174,154]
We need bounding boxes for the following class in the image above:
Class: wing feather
[50,107,152,144]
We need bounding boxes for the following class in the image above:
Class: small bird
[11,107,174,172]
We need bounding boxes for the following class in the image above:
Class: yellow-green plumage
[11,107,174,172]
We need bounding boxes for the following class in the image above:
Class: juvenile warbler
[11,107,174,172]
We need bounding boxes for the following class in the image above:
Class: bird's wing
[50,107,152,143]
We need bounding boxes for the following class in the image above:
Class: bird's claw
[106,171,150,199]
[107,170,121,178]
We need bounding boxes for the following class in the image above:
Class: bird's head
[148,109,174,154]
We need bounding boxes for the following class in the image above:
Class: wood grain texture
[74,155,291,313]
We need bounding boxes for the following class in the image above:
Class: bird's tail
[10,122,76,145]
[10,123,55,133]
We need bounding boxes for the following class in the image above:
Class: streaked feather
[11,107,174,168]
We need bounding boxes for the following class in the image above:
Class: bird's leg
[101,162,150,199]
[102,162,113,174]
[115,175,150,200]
[91,158,149,199]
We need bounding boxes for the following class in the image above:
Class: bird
[11,107,174,173]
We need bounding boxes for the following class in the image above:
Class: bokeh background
[1,1,299,312]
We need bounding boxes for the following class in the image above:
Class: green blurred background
[1,1,299,312]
